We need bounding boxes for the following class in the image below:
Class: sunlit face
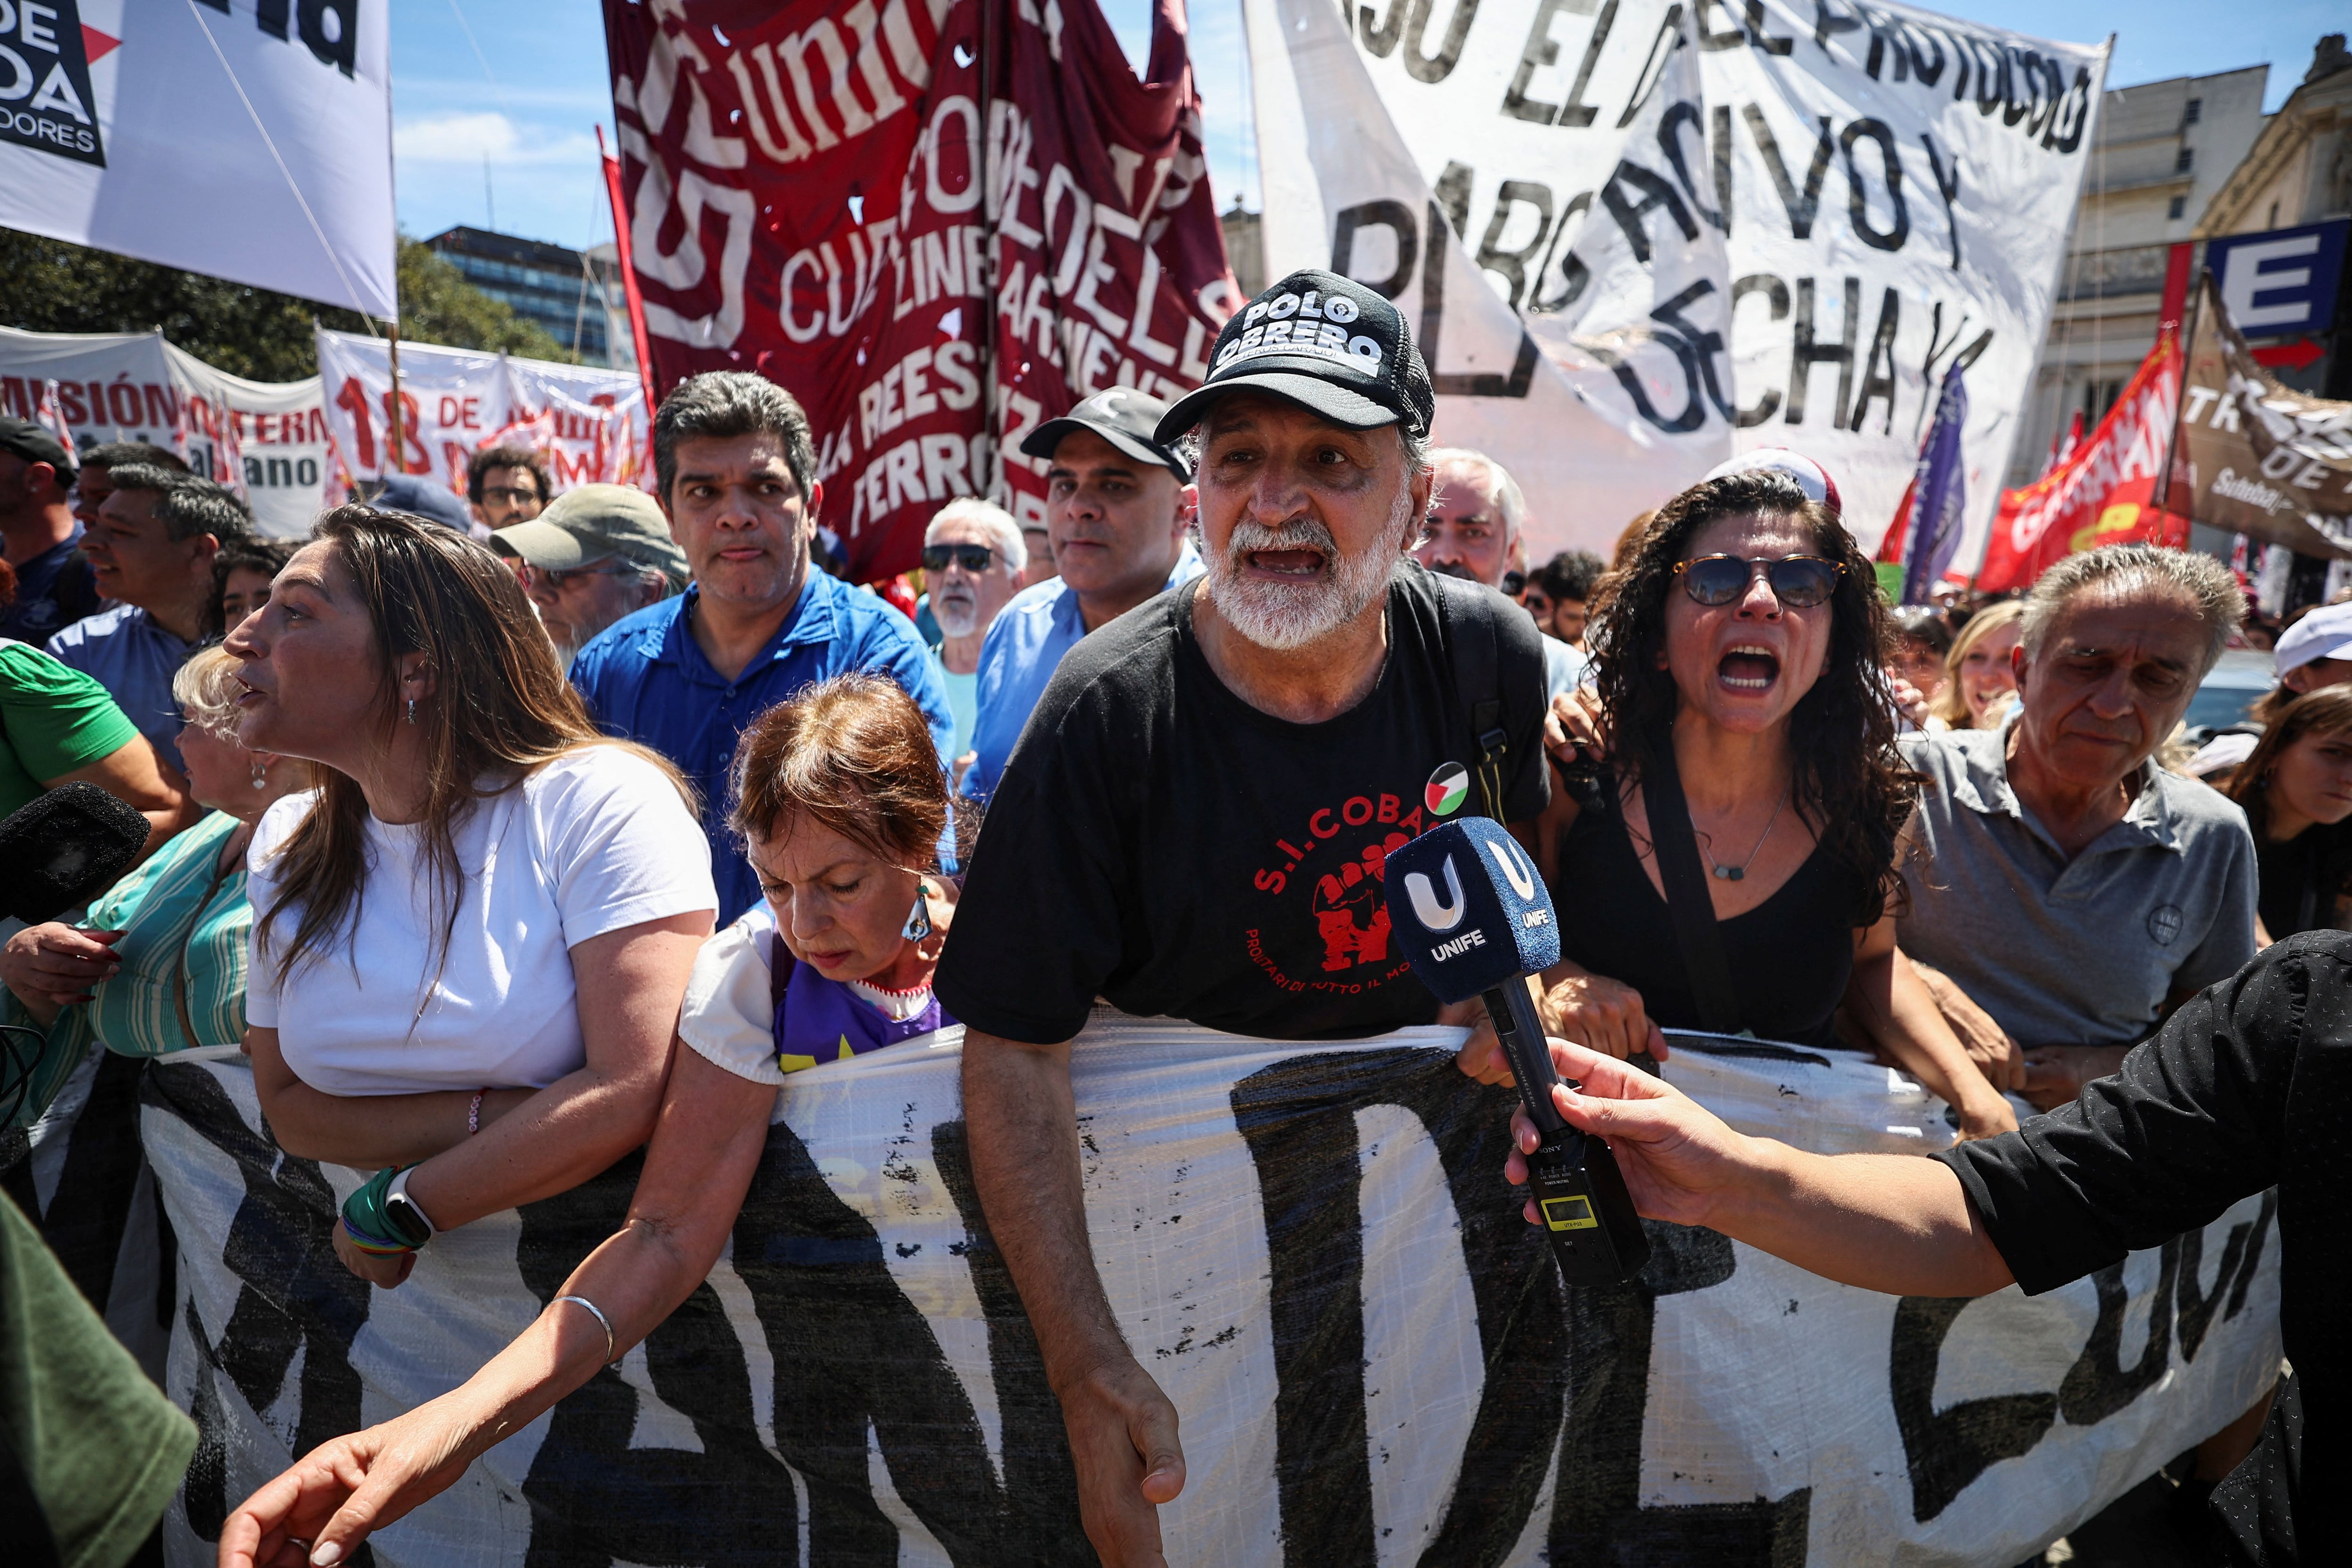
[474,464,545,531]
[1193,394,1425,651]
[87,486,215,611]
[1659,512,1836,735]
[1043,430,1190,610]
[1552,597,1589,647]
[748,820,923,986]
[1960,620,2022,726]
[1890,635,1947,698]
[218,566,276,634]
[223,542,397,769]
[664,433,817,613]
[2267,724,2352,836]
[926,515,1019,640]
[1414,460,1511,590]
[2013,591,2209,791]
[526,557,658,653]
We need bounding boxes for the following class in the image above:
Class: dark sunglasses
[1674,554,1844,609]
[922,543,995,573]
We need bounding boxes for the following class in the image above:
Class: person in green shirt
[0,627,189,855]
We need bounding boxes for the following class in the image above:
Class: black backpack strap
[1434,573,1515,823]
[769,927,797,1016]
[1640,741,1745,1036]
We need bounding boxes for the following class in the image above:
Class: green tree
[0,229,568,380]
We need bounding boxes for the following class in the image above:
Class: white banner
[0,325,330,538]
[0,0,396,318]
[1249,0,2107,562]
[146,1017,2279,1567]
[314,329,652,502]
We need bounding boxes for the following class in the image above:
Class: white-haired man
[1414,446,1587,699]
[938,269,1555,1568]
[922,497,1025,767]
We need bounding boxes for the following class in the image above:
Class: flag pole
[383,61,405,477]
[977,0,1001,505]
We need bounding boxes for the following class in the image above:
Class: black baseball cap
[0,417,75,481]
[1155,268,1435,446]
[1020,388,1191,480]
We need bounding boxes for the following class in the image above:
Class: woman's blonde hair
[1925,600,2025,730]
[171,645,246,738]
[259,507,689,982]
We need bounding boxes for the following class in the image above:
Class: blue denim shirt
[570,572,952,924]
[45,604,191,771]
[960,541,1203,801]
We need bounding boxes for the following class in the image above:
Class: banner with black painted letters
[1248,0,2107,564]
[143,1018,2277,1566]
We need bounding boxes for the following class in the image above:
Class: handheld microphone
[0,782,152,925]
[1388,817,1649,1284]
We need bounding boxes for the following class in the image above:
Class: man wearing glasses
[491,483,690,662]
[960,388,1203,800]
[920,498,1026,773]
[468,445,550,533]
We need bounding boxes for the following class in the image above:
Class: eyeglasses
[1674,554,1844,609]
[922,543,995,573]
[481,485,542,506]
[535,561,638,589]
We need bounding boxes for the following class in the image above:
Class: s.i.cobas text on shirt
[936,566,1548,1044]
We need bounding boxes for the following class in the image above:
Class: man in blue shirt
[962,388,1202,799]
[569,372,950,923]
[48,466,251,771]
[0,419,102,648]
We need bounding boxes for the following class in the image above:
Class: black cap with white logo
[1154,268,1435,446]
[1020,387,1191,480]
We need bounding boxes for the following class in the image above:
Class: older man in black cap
[491,483,691,661]
[938,271,1555,1566]
[959,387,1201,799]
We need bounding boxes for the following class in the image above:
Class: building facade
[425,226,618,367]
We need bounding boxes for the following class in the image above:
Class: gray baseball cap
[493,484,689,587]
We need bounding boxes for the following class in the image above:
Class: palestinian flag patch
[1425,762,1469,817]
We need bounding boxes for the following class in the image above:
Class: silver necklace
[1703,784,1790,881]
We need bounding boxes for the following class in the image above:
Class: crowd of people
[0,257,2333,1568]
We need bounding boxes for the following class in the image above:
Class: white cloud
[395,111,596,166]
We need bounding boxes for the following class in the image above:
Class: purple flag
[1902,363,1970,605]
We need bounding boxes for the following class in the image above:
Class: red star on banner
[83,25,120,64]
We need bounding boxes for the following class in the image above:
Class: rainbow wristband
[341,1165,428,1256]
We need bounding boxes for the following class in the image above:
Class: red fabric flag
[1977,335,2186,594]
[600,0,1235,582]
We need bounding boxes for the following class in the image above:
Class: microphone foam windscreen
[0,782,152,925]
[1386,817,1561,1005]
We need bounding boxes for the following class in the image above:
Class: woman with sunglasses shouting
[1504,466,2017,1140]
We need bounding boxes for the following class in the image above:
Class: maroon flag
[601,0,1236,581]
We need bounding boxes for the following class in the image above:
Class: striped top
[8,812,251,1125]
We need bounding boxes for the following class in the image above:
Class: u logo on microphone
[1403,856,1467,931]
[1483,836,1537,901]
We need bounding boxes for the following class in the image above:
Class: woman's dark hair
[1887,605,1953,659]
[1589,470,1914,921]
[2226,690,2352,903]
[729,673,969,874]
[259,507,687,984]
[203,538,298,639]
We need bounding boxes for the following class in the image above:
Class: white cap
[1701,448,1842,514]
[2273,601,2352,677]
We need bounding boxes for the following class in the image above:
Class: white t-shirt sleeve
[532,746,720,946]
[677,913,787,1086]
[240,790,320,1030]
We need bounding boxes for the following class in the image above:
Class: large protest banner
[148,1016,2278,1567]
[2161,270,2352,556]
[0,0,397,318]
[0,325,334,537]
[313,329,652,503]
[1248,0,2106,562]
[598,0,1236,581]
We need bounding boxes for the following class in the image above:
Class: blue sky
[390,0,2343,253]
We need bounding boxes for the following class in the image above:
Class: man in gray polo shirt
[1898,544,2258,1113]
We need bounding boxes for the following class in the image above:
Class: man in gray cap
[939,271,1554,1567]
[959,387,1201,799]
[490,483,689,661]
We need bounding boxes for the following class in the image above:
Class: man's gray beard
[1204,490,1409,652]
[933,594,980,640]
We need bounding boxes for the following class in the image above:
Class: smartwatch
[383,1165,438,1249]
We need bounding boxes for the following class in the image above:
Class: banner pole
[977,0,1001,504]
[387,319,406,475]
[2154,269,2202,518]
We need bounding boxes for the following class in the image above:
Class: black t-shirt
[2254,826,2352,941]
[937,566,1550,1043]
[1937,934,2352,1556]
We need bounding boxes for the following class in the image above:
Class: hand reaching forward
[1500,1038,1751,1230]
[217,1393,488,1568]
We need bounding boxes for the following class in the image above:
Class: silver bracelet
[554,1294,622,1370]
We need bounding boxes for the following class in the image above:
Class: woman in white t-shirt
[224,506,716,1288]
[220,676,965,1562]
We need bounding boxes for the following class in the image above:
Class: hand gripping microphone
[1388,817,1649,1284]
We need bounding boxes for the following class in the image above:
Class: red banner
[1976,334,2186,594]
[601,0,1236,582]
